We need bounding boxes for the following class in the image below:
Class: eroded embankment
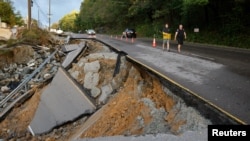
[65,39,212,139]
[0,38,221,141]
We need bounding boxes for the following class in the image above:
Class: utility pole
[38,9,40,27]
[28,0,31,30]
[48,0,51,31]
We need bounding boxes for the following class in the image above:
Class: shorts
[177,38,184,45]
[163,39,169,44]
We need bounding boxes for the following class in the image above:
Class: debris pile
[0,45,60,97]
[0,36,211,141]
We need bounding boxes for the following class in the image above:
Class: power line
[33,0,49,26]
[33,0,48,21]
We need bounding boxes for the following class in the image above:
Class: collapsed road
[95,34,250,124]
[0,32,249,141]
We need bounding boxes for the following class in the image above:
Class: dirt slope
[0,39,210,141]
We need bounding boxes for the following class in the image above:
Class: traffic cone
[152,37,156,47]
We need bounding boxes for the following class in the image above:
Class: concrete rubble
[28,67,96,135]
[61,41,86,69]
[0,36,212,141]
[0,45,60,101]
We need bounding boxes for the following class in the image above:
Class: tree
[0,1,15,26]
[15,11,25,26]
[51,22,59,30]
[59,10,79,32]
[0,0,25,27]
[73,0,250,48]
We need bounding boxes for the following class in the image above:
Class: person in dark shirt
[162,23,171,51]
[174,24,187,53]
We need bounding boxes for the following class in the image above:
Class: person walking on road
[162,23,171,51]
[174,24,186,53]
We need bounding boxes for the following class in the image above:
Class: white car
[56,29,63,35]
[86,29,96,35]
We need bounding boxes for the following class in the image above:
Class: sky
[12,0,83,27]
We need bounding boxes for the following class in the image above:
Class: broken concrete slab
[28,67,96,135]
[64,35,71,44]
[0,28,12,40]
[61,44,80,53]
[61,42,86,69]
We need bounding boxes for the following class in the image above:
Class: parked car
[122,28,136,38]
[86,29,96,35]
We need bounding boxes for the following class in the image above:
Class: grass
[0,48,14,57]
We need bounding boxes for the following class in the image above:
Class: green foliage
[0,40,7,46]
[0,1,14,24]
[76,0,130,32]
[73,0,250,49]
[0,1,25,27]
[0,48,13,57]
[15,11,25,26]
[136,24,154,37]
[21,27,51,45]
[183,0,208,6]
[51,22,59,29]
[59,10,79,32]
[185,29,250,49]
[2,0,248,49]
[6,38,17,47]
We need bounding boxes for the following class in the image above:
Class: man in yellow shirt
[162,23,171,51]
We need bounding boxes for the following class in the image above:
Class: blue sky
[12,0,83,27]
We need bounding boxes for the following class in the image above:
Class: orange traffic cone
[152,37,156,47]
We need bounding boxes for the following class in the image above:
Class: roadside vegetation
[20,27,53,46]
[0,0,24,27]
[72,0,250,49]
[1,0,250,49]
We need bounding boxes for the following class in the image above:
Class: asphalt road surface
[71,34,250,124]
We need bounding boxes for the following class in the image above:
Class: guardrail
[0,49,58,107]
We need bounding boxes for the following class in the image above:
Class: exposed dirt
[0,86,43,140]
[0,45,34,69]
[79,69,180,138]
[0,45,178,141]
[0,30,208,141]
